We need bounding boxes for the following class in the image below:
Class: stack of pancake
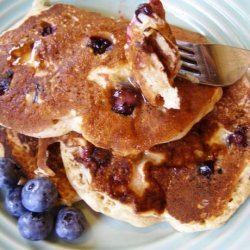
[0,0,249,232]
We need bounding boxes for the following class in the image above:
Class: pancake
[125,0,181,109]
[0,1,221,156]
[0,127,78,205]
[61,71,250,232]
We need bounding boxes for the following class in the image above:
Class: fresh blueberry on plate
[22,177,58,212]
[0,158,22,190]
[18,211,54,241]
[5,186,27,217]
[55,207,87,241]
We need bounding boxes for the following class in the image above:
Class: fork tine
[179,51,197,63]
[176,40,193,48]
[178,69,201,77]
[178,45,194,54]
[181,61,200,72]
[176,40,194,53]
[178,45,194,53]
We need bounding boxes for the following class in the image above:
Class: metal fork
[176,40,250,87]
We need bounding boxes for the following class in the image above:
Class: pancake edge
[60,141,250,232]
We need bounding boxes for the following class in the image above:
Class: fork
[176,40,250,87]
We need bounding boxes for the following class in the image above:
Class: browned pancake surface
[71,76,249,223]
[0,4,220,155]
[0,127,77,205]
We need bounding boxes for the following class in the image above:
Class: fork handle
[199,44,250,86]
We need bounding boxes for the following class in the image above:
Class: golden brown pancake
[0,2,221,156]
[61,73,250,231]
[0,127,78,205]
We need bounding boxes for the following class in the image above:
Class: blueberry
[22,178,58,212]
[198,160,215,178]
[227,127,248,147]
[79,146,93,163]
[55,207,87,241]
[88,36,112,55]
[91,147,111,166]
[79,146,111,166]
[111,87,140,116]
[42,26,54,37]
[0,158,21,190]
[41,22,54,37]
[135,4,153,23]
[5,186,27,217]
[18,211,53,241]
[0,70,14,96]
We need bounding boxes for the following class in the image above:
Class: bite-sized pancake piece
[61,74,250,231]
[0,127,78,205]
[126,0,180,109]
[0,2,221,156]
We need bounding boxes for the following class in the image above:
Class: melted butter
[28,40,42,67]
[144,150,166,164]
[129,158,149,196]
[207,126,231,146]
[129,150,166,196]
[7,43,34,65]
[7,40,41,68]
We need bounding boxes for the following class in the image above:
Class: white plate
[0,0,249,249]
